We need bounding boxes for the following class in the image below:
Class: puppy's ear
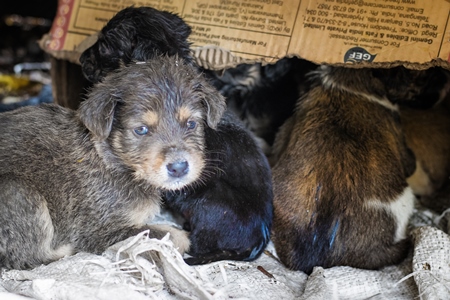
[196,82,226,129]
[78,86,120,140]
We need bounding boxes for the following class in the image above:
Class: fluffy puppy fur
[0,56,227,270]
[374,66,450,109]
[375,66,450,212]
[402,102,450,199]
[271,66,416,274]
[401,89,450,213]
[79,6,192,83]
[78,6,274,264]
[206,58,317,151]
[164,111,273,264]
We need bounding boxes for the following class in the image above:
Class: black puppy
[79,6,274,264]
[80,6,193,83]
[164,111,273,264]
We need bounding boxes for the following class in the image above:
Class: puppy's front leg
[119,224,190,255]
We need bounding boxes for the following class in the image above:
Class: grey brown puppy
[0,56,225,270]
[79,6,274,265]
[271,65,416,274]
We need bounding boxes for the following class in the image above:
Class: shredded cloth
[1,207,450,300]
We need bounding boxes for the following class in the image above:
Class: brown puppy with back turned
[271,65,416,274]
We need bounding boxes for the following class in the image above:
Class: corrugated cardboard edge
[40,32,450,71]
[192,45,249,71]
[330,59,450,71]
[193,47,450,70]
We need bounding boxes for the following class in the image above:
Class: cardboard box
[41,0,450,70]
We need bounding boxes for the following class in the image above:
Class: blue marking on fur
[329,219,340,248]
[314,184,322,203]
[308,212,316,227]
[246,223,270,260]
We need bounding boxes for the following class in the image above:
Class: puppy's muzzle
[167,161,189,178]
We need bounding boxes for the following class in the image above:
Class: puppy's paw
[148,224,190,254]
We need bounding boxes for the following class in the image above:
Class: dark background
[0,0,58,72]
[2,1,58,19]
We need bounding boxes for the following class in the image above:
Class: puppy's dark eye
[186,120,197,130]
[134,126,149,136]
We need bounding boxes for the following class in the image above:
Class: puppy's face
[114,96,206,190]
[78,56,226,190]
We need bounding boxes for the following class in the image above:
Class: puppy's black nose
[167,161,189,178]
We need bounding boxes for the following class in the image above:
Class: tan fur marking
[407,161,433,196]
[128,201,160,226]
[178,105,203,122]
[178,106,192,122]
[38,202,74,261]
[143,110,159,127]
